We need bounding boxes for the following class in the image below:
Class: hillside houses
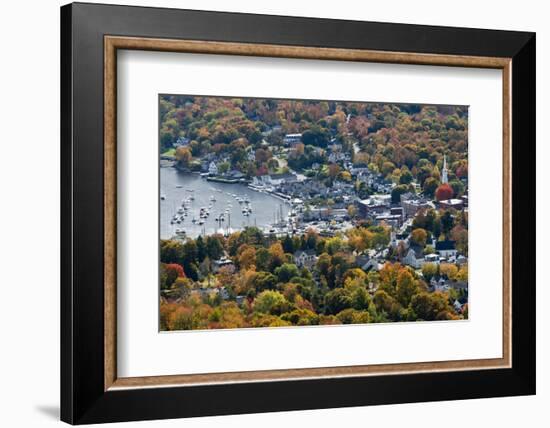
[173,136,190,148]
[355,254,381,272]
[293,249,317,269]
[435,240,458,258]
[399,239,462,269]
[283,133,302,145]
[402,245,425,269]
[438,198,465,210]
[400,192,434,217]
[278,178,328,198]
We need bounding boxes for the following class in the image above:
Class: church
[441,154,449,184]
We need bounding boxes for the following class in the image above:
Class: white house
[355,255,380,272]
[435,241,458,258]
[283,133,302,145]
[430,277,449,291]
[208,161,218,176]
[212,257,234,273]
[173,136,190,147]
[402,246,425,269]
[438,199,464,210]
[293,249,317,269]
[255,172,297,187]
[424,253,440,263]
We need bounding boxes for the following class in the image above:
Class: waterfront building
[208,161,218,176]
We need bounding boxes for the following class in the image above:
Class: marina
[160,168,290,239]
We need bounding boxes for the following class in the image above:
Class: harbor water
[160,168,289,239]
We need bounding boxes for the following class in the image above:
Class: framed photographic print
[61,2,536,424]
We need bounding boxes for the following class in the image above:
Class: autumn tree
[324,288,353,315]
[373,289,400,319]
[255,247,270,271]
[268,241,285,271]
[160,239,184,264]
[435,183,454,201]
[345,281,371,311]
[422,263,438,281]
[423,177,439,198]
[451,225,469,256]
[328,163,341,180]
[439,263,459,280]
[275,263,300,283]
[251,271,277,292]
[281,308,319,326]
[347,227,374,253]
[253,290,290,315]
[410,291,454,321]
[326,236,345,255]
[172,277,192,296]
[410,228,428,247]
[396,269,417,307]
[160,263,185,289]
[339,171,352,182]
[449,179,465,197]
[175,146,192,168]
[238,246,257,270]
[399,169,413,184]
[336,308,370,324]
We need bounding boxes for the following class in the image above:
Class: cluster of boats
[165,187,254,238]
[169,190,196,236]
[235,195,253,216]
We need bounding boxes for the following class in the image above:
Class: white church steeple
[441,154,448,184]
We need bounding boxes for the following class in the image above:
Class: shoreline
[161,168,294,240]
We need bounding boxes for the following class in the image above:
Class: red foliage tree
[455,164,468,179]
[435,183,454,201]
[165,263,185,279]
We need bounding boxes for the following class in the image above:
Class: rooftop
[435,240,456,251]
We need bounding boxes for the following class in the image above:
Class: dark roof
[450,281,468,290]
[355,255,369,267]
[409,244,424,259]
[435,240,456,251]
[271,173,295,180]
[294,249,316,257]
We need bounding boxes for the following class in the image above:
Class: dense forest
[160,225,467,331]
[160,96,468,196]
